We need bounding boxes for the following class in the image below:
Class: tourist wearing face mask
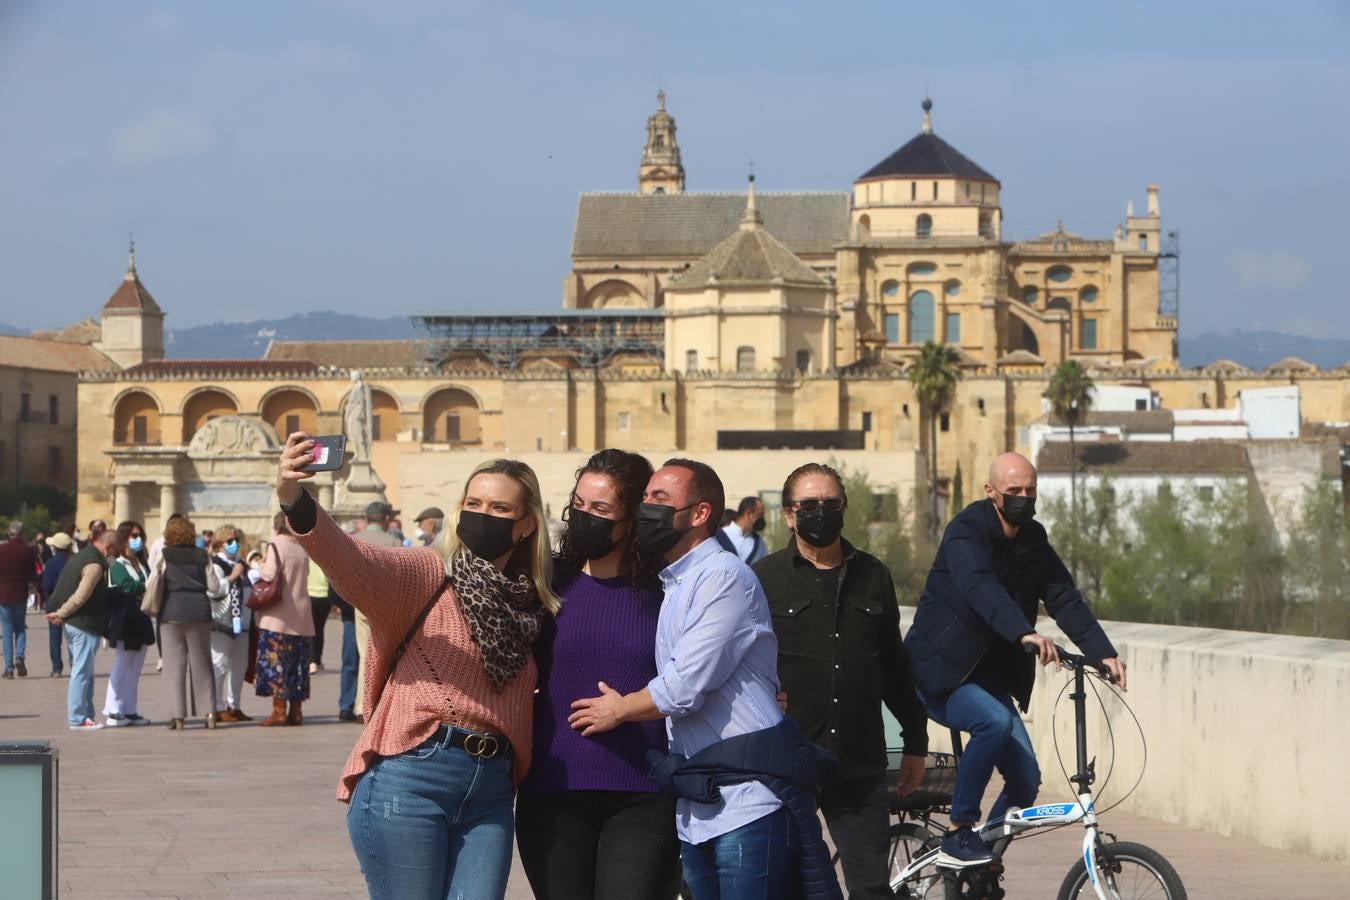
[717,496,768,564]
[569,458,842,899]
[515,449,680,900]
[752,464,928,898]
[210,526,254,723]
[100,521,157,726]
[905,452,1127,869]
[275,436,559,900]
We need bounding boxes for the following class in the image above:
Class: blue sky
[2,1,1348,339]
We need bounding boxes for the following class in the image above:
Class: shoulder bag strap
[370,576,451,713]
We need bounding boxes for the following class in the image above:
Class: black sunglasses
[789,498,844,512]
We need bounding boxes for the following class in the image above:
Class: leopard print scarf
[447,549,544,690]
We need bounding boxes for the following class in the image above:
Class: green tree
[1203,484,1289,633]
[908,342,962,543]
[1043,477,1120,602]
[1043,360,1095,579]
[951,461,965,515]
[1283,482,1350,638]
[1102,483,1214,626]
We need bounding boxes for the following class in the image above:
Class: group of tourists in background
[268,429,1125,900]
[0,503,446,735]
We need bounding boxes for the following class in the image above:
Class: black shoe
[338,709,358,722]
[14,658,26,677]
[1,671,12,680]
[936,827,997,868]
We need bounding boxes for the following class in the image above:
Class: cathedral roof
[666,180,826,289]
[102,243,163,314]
[858,99,997,183]
[572,192,850,258]
[265,339,421,369]
[0,334,116,374]
[1037,440,1252,476]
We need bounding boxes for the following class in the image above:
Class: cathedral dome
[857,99,998,185]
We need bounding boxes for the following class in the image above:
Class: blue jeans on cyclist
[920,676,1041,828]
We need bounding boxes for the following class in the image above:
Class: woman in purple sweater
[516,449,679,900]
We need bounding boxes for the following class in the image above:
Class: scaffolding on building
[1159,230,1181,321]
[415,311,666,369]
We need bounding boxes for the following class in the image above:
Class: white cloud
[112,111,214,164]
[1230,249,1311,289]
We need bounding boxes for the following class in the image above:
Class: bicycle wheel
[889,822,944,899]
[1056,840,1187,900]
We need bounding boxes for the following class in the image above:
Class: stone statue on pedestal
[334,370,389,517]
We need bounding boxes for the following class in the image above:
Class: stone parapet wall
[903,611,1350,863]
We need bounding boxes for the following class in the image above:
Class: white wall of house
[1036,472,1244,538]
[1239,385,1301,439]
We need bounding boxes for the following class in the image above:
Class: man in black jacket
[755,462,929,899]
[907,452,1126,868]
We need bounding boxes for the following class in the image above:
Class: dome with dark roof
[857,99,998,184]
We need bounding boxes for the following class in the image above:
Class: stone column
[159,483,176,535]
[318,483,334,511]
[113,484,131,527]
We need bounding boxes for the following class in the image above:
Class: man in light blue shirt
[569,458,803,898]
[719,496,769,564]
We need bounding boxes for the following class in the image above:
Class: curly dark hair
[555,448,660,586]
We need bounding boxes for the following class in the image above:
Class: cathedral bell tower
[637,91,685,195]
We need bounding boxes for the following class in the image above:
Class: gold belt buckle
[463,732,500,759]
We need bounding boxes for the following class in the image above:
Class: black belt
[430,724,506,760]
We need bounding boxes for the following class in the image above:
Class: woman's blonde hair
[435,458,561,614]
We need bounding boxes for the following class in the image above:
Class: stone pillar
[159,483,176,535]
[318,483,335,511]
[113,484,131,527]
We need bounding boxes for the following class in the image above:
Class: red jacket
[0,537,38,605]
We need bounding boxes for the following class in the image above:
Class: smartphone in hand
[299,434,348,473]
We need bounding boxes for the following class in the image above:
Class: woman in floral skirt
[254,511,313,726]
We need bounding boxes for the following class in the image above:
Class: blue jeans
[338,619,357,713]
[65,625,99,725]
[920,679,1041,826]
[49,621,65,674]
[0,603,25,671]
[680,807,800,900]
[347,728,515,900]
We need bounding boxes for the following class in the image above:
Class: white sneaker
[69,718,104,732]
[156,659,163,672]
[308,662,319,674]
[105,714,130,727]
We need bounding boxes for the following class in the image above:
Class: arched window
[908,262,937,277]
[1047,296,1072,314]
[371,389,400,441]
[1020,321,1040,356]
[1080,285,1099,304]
[857,214,871,241]
[1021,285,1039,305]
[881,280,899,298]
[181,389,238,443]
[653,187,666,195]
[114,390,161,445]
[261,388,318,442]
[1047,265,1073,283]
[944,280,961,298]
[795,349,811,374]
[423,388,481,445]
[915,214,933,238]
[736,346,756,373]
[909,291,935,343]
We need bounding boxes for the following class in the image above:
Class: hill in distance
[165,312,417,359]
[1178,329,1350,371]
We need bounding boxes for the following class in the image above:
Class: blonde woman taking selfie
[275,432,558,900]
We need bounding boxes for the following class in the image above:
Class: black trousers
[308,595,332,665]
[516,789,681,900]
[819,774,892,899]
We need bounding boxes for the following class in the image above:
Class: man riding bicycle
[905,452,1128,868]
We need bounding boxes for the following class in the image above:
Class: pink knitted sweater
[290,506,537,802]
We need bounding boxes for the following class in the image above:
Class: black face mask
[634,502,694,558]
[995,490,1036,527]
[567,507,623,561]
[752,517,766,533]
[456,510,523,560]
[793,506,845,548]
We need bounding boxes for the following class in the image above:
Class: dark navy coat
[905,499,1116,711]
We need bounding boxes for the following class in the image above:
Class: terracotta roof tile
[1047,410,1175,434]
[0,334,117,373]
[102,274,162,313]
[264,339,420,368]
[1037,440,1251,476]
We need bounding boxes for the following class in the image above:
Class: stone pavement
[1,610,1345,898]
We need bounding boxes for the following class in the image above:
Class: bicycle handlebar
[1024,642,1115,684]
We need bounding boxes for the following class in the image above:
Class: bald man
[905,452,1126,869]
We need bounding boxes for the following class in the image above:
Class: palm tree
[909,341,962,543]
[1044,360,1095,579]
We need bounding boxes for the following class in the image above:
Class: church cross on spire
[125,232,138,281]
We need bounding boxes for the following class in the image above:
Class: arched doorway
[113,390,162,445]
[423,388,481,444]
[181,389,239,444]
[372,389,400,441]
[261,388,319,441]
